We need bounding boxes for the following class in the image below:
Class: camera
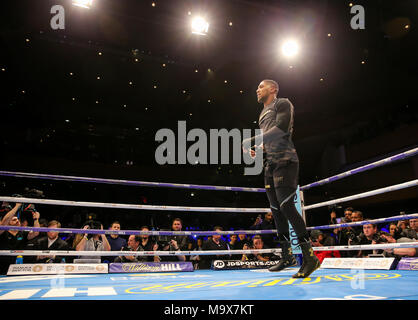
[156,230,171,247]
[372,233,388,243]
[82,220,102,239]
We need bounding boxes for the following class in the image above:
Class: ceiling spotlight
[162,63,166,67]
[327,33,332,37]
[349,3,353,7]
[65,119,70,123]
[195,69,198,73]
[188,11,192,16]
[320,78,324,81]
[281,40,300,57]
[129,81,133,85]
[69,72,73,76]
[224,80,228,83]
[361,61,365,64]
[134,58,139,62]
[72,0,93,9]
[98,52,102,56]
[240,90,243,94]
[405,25,410,29]
[1,68,5,72]
[229,22,233,26]
[191,16,209,36]
[97,76,101,80]
[151,2,156,7]
[153,85,157,89]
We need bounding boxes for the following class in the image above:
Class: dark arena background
[0,0,417,312]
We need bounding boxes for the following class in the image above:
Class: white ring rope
[0,242,416,257]
[0,196,270,213]
[304,179,418,210]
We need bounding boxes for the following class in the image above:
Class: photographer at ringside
[155,218,187,262]
[349,223,390,257]
[75,220,110,261]
[340,210,364,257]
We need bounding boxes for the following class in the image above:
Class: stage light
[72,0,93,9]
[281,40,299,57]
[191,17,209,35]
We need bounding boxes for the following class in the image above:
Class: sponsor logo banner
[396,257,418,270]
[109,262,194,273]
[320,258,396,270]
[7,263,108,275]
[212,260,280,270]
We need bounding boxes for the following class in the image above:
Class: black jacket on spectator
[228,242,242,260]
[0,231,30,274]
[33,236,72,263]
[139,239,157,262]
[199,239,230,269]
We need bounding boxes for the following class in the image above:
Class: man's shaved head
[256,79,279,104]
[262,79,279,95]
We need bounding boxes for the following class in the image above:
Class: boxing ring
[0,147,417,301]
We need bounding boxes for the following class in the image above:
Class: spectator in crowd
[104,221,127,262]
[351,223,388,257]
[236,233,250,250]
[342,207,354,223]
[114,235,147,263]
[242,235,273,262]
[138,226,159,262]
[310,230,341,263]
[0,202,12,220]
[329,209,338,225]
[0,203,40,273]
[34,220,72,263]
[190,238,204,269]
[75,221,111,261]
[389,223,402,240]
[156,218,186,262]
[397,220,408,232]
[170,218,188,250]
[400,218,417,240]
[228,234,239,250]
[26,218,48,252]
[250,211,275,248]
[200,226,230,269]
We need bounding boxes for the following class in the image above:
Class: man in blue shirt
[104,221,127,262]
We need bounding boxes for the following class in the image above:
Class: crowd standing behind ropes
[0,201,417,274]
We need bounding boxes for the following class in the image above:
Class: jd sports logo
[214,260,225,268]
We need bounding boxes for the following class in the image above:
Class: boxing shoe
[268,241,297,272]
[292,241,320,278]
